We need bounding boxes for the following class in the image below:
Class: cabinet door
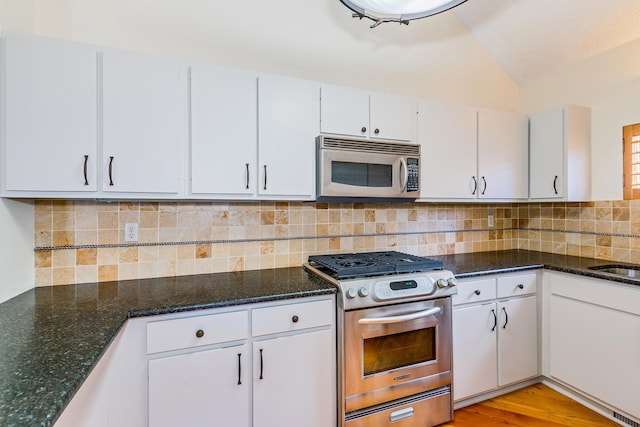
[148,343,249,427]
[253,329,335,427]
[320,84,369,138]
[477,110,529,199]
[418,100,477,199]
[369,92,416,141]
[452,303,498,401]
[550,295,640,419]
[3,33,97,194]
[258,74,318,199]
[190,64,257,197]
[497,296,538,386]
[529,107,564,199]
[102,50,186,196]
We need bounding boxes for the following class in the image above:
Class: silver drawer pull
[359,307,441,325]
[390,407,414,422]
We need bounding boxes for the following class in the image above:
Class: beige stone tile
[176,259,195,276]
[52,200,75,211]
[140,211,159,229]
[159,211,177,228]
[98,229,118,245]
[196,244,212,259]
[139,246,159,263]
[98,211,118,229]
[177,245,195,260]
[230,257,245,271]
[98,265,118,282]
[229,242,244,257]
[119,263,140,281]
[53,231,75,247]
[52,249,75,267]
[35,251,52,268]
[158,260,177,277]
[53,267,75,285]
[76,210,98,230]
[139,262,159,279]
[119,247,139,263]
[76,248,97,266]
[76,266,98,284]
[194,259,212,275]
[98,247,119,265]
[35,268,52,287]
[76,230,98,246]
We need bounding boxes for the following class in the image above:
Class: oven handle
[358,307,442,324]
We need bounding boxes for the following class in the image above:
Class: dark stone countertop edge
[126,287,337,318]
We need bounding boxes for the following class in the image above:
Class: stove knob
[436,278,448,289]
[358,287,369,297]
[346,288,358,299]
[447,278,457,287]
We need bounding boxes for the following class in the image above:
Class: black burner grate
[308,251,443,279]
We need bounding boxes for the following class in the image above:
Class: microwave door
[320,150,405,198]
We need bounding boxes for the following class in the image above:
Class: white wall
[0,0,35,302]
[17,0,518,110]
[518,38,640,201]
[0,199,34,303]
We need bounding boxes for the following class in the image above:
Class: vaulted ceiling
[454,0,640,84]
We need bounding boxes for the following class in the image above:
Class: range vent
[320,136,420,156]
[615,412,640,427]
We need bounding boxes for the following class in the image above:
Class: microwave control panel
[407,158,419,192]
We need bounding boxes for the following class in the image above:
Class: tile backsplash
[34,200,640,286]
[34,200,517,286]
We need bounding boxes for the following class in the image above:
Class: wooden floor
[439,384,619,427]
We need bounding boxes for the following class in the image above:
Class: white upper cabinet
[418,100,529,201]
[477,109,529,199]
[529,105,591,201]
[257,74,319,200]
[190,64,257,198]
[320,83,416,141]
[2,32,98,196]
[418,100,478,199]
[101,49,187,197]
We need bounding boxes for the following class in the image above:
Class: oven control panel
[338,271,457,309]
[373,277,435,300]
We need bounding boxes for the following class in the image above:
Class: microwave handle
[358,307,442,325]
[399,158,408,191]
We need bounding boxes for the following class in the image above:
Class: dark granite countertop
[0,267,335,427]
[433,249,640,286]
[2,250,640,427]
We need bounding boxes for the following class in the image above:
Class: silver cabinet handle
[359,307,441,325]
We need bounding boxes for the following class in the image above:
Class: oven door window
[331,161,392,188]
[363,327,436,376]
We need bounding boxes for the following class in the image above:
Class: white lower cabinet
[545,272,640,420]
[253,329,334,427]
[53,295,335,427]
[452,273,539,402]
[149,343,250,427]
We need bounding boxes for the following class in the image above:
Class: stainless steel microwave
[317,135,420,200]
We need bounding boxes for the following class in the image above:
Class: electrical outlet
[124,223,138,242]
[488,215,494,228]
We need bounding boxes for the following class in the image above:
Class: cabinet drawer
[252,299,333,337]
[451,278,496,306]
[497,273,537,298]
[147,310,248,354]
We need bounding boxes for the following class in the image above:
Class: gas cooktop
[307,251,444,280]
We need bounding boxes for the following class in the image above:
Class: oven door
[318,148,410,198]
[344,298,452,411]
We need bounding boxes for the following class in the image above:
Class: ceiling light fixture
[340,0,469,28]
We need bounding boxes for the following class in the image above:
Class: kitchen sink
[588,264,640,278]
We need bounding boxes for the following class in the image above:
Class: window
[623,123,640,199]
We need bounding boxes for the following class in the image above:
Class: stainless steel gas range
[304,251,458,427]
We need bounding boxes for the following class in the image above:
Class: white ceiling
[454,0,640,84]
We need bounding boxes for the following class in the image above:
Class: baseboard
[453,377,541,410]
